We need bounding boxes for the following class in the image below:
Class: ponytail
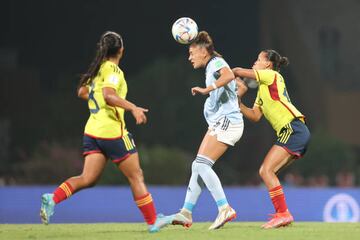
[279,56,289,68]
[78,46,106,88]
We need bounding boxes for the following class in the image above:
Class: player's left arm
[78,86,89,100]
[240,102,263,122]
[102,87,148,125]
[191,67,234,95]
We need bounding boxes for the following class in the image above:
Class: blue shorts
[83,133,137,163]
[275,119,310,159]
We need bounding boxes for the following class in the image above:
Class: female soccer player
[233,50,311,228]
[170,31,244,230]
[40,31,171,233]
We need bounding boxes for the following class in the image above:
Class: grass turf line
[1,222,360,240]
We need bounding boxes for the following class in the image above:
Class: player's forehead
[189,44,202,54]
[258,51,268,60]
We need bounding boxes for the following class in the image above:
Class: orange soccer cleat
[261,211,294,229]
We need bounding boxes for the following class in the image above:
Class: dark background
[0,0,359,186]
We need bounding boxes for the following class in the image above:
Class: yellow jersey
[84,61,128,139]
[254,69,304,136]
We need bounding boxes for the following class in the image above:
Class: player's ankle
[180,208,192,218]
[218,203,230,211]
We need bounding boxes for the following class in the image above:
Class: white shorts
[208,116,244,146]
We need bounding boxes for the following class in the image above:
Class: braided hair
[78,31,123,88]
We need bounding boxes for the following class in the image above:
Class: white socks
[183,155,229,212]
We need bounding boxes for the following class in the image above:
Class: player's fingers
[142,115,147,124]
[136,113,146,124]
[139,107,149,112]
[237,81,248,90]
[236,78,245,85]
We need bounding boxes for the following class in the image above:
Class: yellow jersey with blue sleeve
[84,61,128,139]
[254,69,304,136]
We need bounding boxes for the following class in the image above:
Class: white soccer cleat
[171,209,193,228]
[208,205,236,230]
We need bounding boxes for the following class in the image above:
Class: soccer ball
[171,17,198,44]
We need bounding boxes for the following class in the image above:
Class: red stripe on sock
[135,192,150,201]
[270,185,282,192]
[135,192,157,225]
[53,181,74,204]
[269,185,288,213]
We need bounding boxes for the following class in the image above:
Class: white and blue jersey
[203,57,243,126]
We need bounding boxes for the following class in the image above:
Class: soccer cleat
[148,214,174,233]
[208,205,236,230]
[171,209,193,228]
[40,193,55,225]
[261,211,294,229]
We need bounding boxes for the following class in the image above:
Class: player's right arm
[232,67,257,80]
[233,67,274,86]
[102,87,148,125]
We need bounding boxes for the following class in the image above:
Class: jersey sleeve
[212,58,230,72]
[254,69,277,85]
[101,65,123,90]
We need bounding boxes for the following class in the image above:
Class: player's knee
[80,174,97,188]
[127,168,144,183]
[259,165,269,179]
[192,156,214,173]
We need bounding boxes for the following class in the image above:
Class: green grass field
[1,222,360,240]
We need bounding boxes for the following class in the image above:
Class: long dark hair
[78,31,123,88]
[263,49,289,72]
[191,31,222,57]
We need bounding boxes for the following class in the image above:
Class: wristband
[212,82,218,90]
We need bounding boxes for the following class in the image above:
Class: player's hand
[131,107,149,124]
[236,77,248,98]
[191,87,209,96]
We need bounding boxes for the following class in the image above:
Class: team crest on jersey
[108,74,119,85]
[214,60,225,69]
